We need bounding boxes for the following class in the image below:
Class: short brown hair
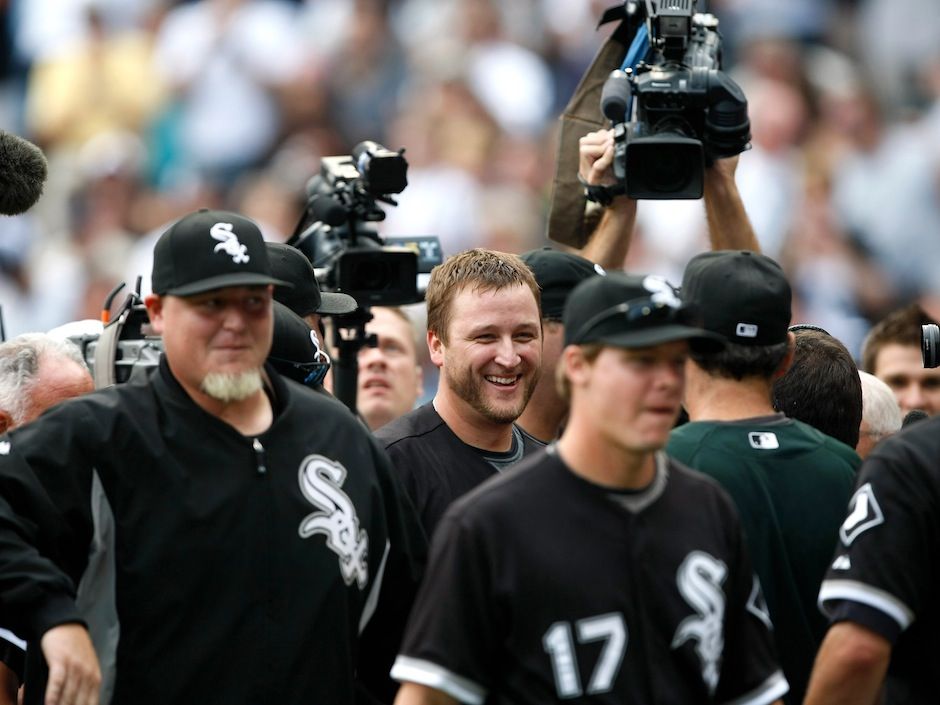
[425,248,540,343]
[861,304,936,373]
[555,343,604,403]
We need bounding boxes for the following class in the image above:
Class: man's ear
[562,344,590,388]
[427,329,445,370]
[145,295,165,335]
[773,331,797,380]
[0,409,14,434]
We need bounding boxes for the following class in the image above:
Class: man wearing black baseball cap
[517,247,605,443]
[391,271,790,705]
[667,250,858,705]
[265,242,358,329]
[265,242,357,394]
[0,209,426,705]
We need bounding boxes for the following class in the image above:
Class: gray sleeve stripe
[358,539,390,634]
[818,579,914,629]
[390,655,487,705]
[720,670,789,705]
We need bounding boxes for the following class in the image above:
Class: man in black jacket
[0,209,426,705]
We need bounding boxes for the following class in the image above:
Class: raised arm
[703,155,760,252]
[577,129,638,269]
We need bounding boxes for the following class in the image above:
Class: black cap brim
[165,272,293,297]
[317,291,358,315]
[594,324,725,353]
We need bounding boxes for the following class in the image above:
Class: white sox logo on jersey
[298,455,369,589]
[210,222,250,264]
[672,551,727,695]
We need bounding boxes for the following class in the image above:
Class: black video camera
[599,0,750,199]
[288,140,442,307]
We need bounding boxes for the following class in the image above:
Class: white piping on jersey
[390,655,486,705]
[721,668,789,705]
[359,539,390,634]
[0,628,24,650]
[818,579,914,630]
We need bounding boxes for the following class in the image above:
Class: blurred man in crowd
[856,370,902,458]
[0,334,93,434]
[861,304,940,416]
[357,307,423,432]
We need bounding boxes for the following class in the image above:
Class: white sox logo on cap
[211,222,250,264]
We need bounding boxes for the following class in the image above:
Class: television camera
[596,0,751,200]
[287,140,442,412]
[287,140,442,307]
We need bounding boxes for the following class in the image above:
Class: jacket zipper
[252,438,267,474]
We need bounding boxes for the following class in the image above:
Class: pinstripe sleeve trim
[390,655,487,705]
[358,539,390,634]
[721,670,789,705]
[818,579,914,630]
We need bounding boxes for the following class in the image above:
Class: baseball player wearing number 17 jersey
[391,272,788,705]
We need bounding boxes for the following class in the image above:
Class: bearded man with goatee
[0,209,426,705]
[376,248,543,537]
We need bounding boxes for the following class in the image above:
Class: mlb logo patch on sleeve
[748,432,779,450]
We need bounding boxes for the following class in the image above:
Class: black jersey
[375,403,541,537]
[392,447,788,705]
[0,358,426,705]
[819,417,940,704]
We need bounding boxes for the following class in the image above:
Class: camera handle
[330,307,376,414]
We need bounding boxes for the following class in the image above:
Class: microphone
[902,409,928,427]
[0,131,48,215]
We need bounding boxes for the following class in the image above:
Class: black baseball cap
[151,209,291,296]
[521,247,606,320]
[563,271,724,351]
[681,250,791,346]
[265,243,358,317]
[268,301,330,386]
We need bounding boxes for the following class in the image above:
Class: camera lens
[641,144,693,193]
[922,324,940,368]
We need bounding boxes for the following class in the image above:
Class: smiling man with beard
[375,249,543,538]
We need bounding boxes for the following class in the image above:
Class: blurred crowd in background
[1,0,940,364]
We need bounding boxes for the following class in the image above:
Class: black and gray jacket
[0,358,426,705]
